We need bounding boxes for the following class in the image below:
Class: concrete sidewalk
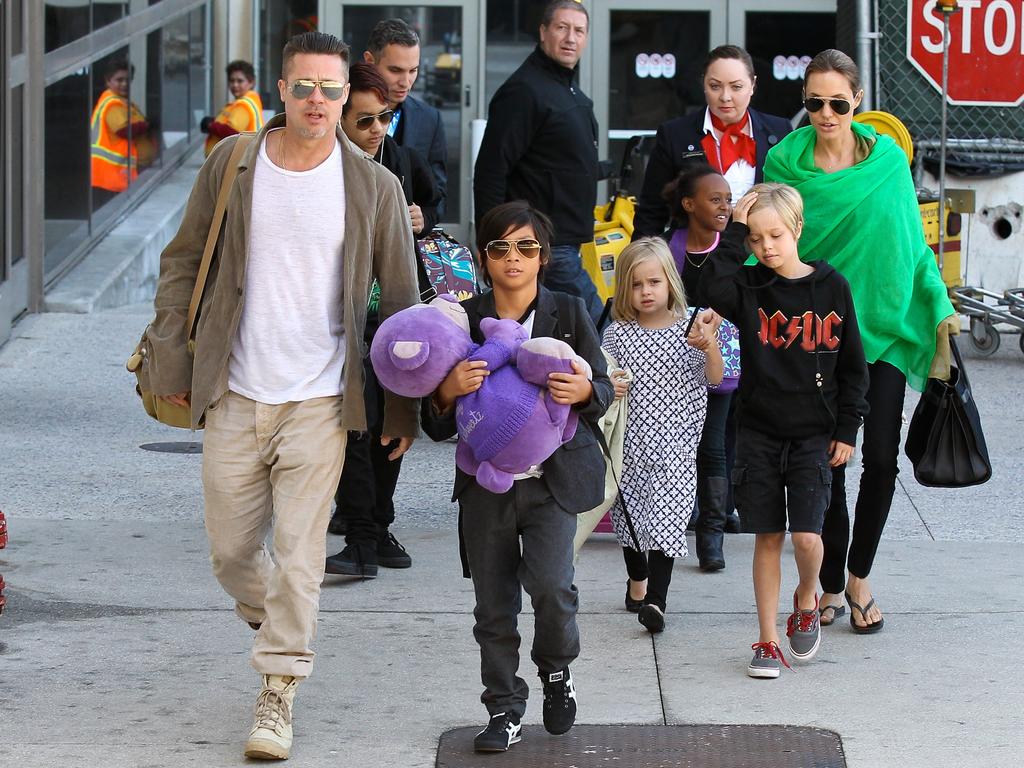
[1,305,1021,768]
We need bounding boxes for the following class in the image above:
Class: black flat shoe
[845,590,884,634]
[625,580,644,613]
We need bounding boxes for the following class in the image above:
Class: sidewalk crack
[651,634,668,726]
[898,477,935,541]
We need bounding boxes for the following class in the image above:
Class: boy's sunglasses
[803,97,853,115]
[354,109,395,130]
[288,79,347,101]
[484,239,542,259]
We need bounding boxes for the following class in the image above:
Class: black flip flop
[818,603,846,626]
[845,590,884,634]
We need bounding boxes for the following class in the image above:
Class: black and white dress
[602,316,708,557]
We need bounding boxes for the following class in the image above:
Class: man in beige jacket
[149,32,418,760]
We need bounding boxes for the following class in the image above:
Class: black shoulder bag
[904,336,991,487]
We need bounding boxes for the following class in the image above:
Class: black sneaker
[324,543,378,578]
[541,668,577,735]
[473,712,522,752]
[377,530,412,569]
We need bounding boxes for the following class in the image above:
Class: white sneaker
[244,675,299,760]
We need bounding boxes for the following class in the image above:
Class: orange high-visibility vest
[204,90,264,156]
[90,89,146,192]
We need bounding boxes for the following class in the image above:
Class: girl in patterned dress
[603,238,723,633]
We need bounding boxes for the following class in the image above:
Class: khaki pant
[202,391,347,678]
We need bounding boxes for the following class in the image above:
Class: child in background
[423,202,613,752]
[662,162,743,571]
[700,183,869,678]
[603,237,723,634]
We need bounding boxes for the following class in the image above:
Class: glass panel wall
[45,2,91,52]
[259,0,318,108]
[41,4,211,280]
[45,68,93,274]
[189,7,209,138]
[484,0,547,108]
[11,0,25,56]
[11,86,25,266]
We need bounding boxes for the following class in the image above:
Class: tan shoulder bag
[126,133,253,429]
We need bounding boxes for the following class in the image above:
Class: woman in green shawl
[763,49,956,634]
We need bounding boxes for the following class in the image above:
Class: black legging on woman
[820,361,907,593]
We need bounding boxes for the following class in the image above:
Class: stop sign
[907,0,1024,105]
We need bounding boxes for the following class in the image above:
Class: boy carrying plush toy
[420,202,613,752]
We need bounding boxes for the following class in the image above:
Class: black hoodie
[699,223,869,444]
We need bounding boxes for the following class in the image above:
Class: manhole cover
[437,724,845,767]
[139,442,203,454]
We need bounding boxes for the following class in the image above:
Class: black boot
[696,477,728,571]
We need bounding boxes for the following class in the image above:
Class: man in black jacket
[473,0,603,325]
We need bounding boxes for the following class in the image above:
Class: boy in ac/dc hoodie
[697,183,869,680]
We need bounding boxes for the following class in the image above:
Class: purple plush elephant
[370,295,592,493]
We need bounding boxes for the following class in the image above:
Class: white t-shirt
[228,130,347,404]
[702,107,756,200]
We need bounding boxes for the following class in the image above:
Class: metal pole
[936,0,960,272]
[856,0,876,111]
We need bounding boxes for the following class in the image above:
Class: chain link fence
[876,1,1024,175]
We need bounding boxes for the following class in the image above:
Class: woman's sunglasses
[354,109,395,130]
[484,239,542,260]
[288,79,347,101]
[803,97,853,115]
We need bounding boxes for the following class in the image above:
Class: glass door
[590,0,726,197]
[728,0,836,124]
[323,1,479,242]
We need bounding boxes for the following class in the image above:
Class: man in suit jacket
[633,107,792,238]
[365,18,448,221]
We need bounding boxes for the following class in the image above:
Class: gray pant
[460,477,580,718]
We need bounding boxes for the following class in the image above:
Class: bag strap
[185,133,253,342]
[553,291,645,552]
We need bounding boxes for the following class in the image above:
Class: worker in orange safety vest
[90,59,156,194]
[201,60,264,157]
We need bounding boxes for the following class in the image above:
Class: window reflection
[259,0,318,108]
[45,68,92,275]
[93,0,128,32]
[89,50,155,210]
[485,0,547,106]
[190,8,210,139]
[46,1,90,52]
[155,16,192,151]
[12,86,25,265]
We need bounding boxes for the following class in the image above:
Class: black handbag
[904,337,991,487]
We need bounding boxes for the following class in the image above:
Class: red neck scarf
[700,111,756,174]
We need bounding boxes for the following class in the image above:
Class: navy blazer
[421,286,613,515]
[397,94,448,221]
[633,108,793,239]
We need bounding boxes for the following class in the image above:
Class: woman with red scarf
[634,46,792,238]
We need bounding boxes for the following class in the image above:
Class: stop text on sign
[907,0,1024,106]
[917,0,1024,54]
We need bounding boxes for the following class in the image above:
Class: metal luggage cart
[951,286,1024,357]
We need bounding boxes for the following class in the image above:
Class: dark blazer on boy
[633,107,793,238]
[422,286,614,515]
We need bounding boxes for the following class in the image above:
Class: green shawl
[764,122,954,391]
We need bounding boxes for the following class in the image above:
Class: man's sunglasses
[354,109,395,130]
[288,79,347,101]
[803,97,853,115]
[484,239,542,259]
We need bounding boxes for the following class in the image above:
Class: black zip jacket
[473,46,599,246]
[699,223,869,444]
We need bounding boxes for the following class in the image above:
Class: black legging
[820,361,907,594]
[621,548,675,611]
